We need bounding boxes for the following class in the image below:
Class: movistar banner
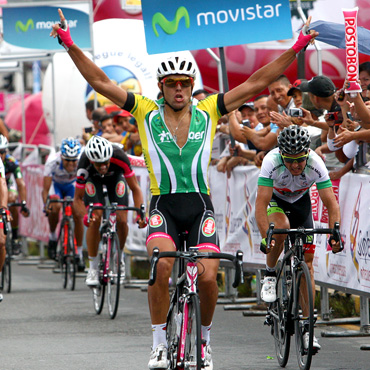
[2,2,91,54]
[141,0,292,54]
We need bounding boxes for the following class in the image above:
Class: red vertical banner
[320,178,341,224]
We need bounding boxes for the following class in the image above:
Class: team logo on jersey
[149,214,163,228]
[86,182,96,197]
[116,181,126,198]
[202,217,215,237]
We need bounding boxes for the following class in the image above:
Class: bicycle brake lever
[232,250,244,288]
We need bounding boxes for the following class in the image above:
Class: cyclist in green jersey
[51,10,318,369]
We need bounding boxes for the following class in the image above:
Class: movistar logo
[152,6,190,37]
[15,19,34,32]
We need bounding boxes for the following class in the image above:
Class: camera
[327,112,339,121]
[346,112,353,120]
[84,127,93,134]
[242,119,251,128]
[288,108,303,117]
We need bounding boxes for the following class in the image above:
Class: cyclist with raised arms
[0,135,30,255]
[42,137,84,268]
[50,10,317,369]
[74,135,145,286]
[0,155,8,302]
[256,125,342,352]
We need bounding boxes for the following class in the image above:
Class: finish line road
[1,261,369,370]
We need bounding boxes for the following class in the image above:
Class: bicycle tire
[272,260,292,367]
[93,252,105,314]
[58,223,68,289]
[107,233,121,319]
[167,290,180,370]
[1,253,11,294]
[66,222,76,291]
[183,294,202,370]
[294,261,314,370]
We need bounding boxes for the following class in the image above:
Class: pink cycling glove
[292,25,313,54]
[56,19,74,51]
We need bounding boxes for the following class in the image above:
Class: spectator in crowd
[192,88,209,100]
[82,107,106,143]
[359,61,370,96]
[85,99,101,121]
[238,102,259,127]
[268,74,295,114]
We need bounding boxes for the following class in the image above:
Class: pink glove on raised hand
[56,19,74,51]
[292,25,312,54]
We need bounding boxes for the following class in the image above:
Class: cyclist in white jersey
[50,10,318,370]
[42,137,84,270]
[0,156,8,302]
[256,125,342,351]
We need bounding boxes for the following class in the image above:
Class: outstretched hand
[50,9,74,50]
[292,16,319,54]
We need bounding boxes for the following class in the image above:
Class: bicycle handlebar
[265,221,343,254]
[87,203,145,225]
[44,196,74,216]
[148,248,244,288]
[0,208,8,235]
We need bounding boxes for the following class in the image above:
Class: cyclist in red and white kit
[74,136,146,286]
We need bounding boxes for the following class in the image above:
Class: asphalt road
[1,259,370,370]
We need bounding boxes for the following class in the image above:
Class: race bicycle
[87,201,145,319]
[46,196,78,291]
[264,222,342,370]
[149,233,244,370]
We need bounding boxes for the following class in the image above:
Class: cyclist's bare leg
[8,191,18,230]
[116,211,128,250]
[266,212,289,268]
[72,205,84,247]
[48,202,62,233]
[86,209,103,257]
[197,255,219,326]
[147,237,175,324]
[301,252,315,317]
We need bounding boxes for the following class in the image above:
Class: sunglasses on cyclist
[161,76,194,88]
[92,160,110,167]
[281,153,308,164]
[63,158,78,162]
[0,149,6,155]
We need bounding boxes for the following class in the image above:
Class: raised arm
[224,18,318,112]
[50,9,127,108]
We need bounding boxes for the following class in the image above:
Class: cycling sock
[152,323,167,349]
[12,227,18,240]
[88,255,99,270]
[49,232,58,241]
[265,265,276,277]
[201,323,212,345]
[77,246,83,259]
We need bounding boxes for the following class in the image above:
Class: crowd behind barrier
[15,144,370,298]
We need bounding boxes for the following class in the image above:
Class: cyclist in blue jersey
[51,10,318,369]
[42,137,84,270]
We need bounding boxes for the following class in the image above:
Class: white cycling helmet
[0,135,8,150]
[157,56,197,81]
[85,136,113,163]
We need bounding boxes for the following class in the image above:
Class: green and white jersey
[124,93,226,195]
[258,147,332,203]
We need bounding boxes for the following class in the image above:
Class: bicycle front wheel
[93,253,105,314]
[1,254,11,293]
[107,233,121,319]
[65,222,76,291]
[58,224,67,289]
[294,261,314,370]
[167,290,180,369]
[183,294,202,370]
[272,261,292,367]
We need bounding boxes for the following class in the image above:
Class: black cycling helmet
[277,125,311,155]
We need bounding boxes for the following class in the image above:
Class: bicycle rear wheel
[294,261,314,370]
[167,290,180,369]
[65,223,77,291]
[272,261,292,367]
[183,294,202,370]
[93,253,105,314]
[107,233,121,319]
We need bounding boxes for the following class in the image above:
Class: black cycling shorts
[147,193,220,252]
[83,172,129,206]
